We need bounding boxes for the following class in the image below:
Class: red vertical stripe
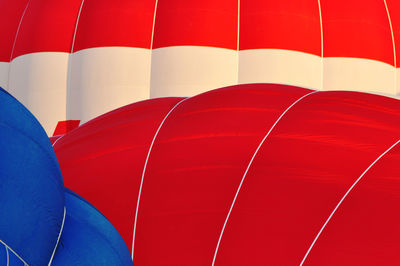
[73,0,156,52]
[385,0,400,67]
[240,0,321,55]
[0,0,29,61]
[11,0,82,59]
[152,0,238,49]
[322,0,394,65]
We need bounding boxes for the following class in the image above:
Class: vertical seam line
[7,0,31,90]
[237,0,240,85]
[48,207,66,265]
[131,97,188,258]
[299,138,400,265]
[0,240,29,265]
[149,0,160,98]
[66,0,86,122]
[211,90,318,266]
[318,0,323,91]
[383,0,397,94]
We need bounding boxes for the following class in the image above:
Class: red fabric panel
[152,0,237,49]
[305,144,400,265]
[133,84,312,265]
[240,0,321,55]
[11,0,82,59]
[322,0,394,65]
[0,0,29,62]
[52,120,80,136]
[215,91,400,265]
[385,0,400,67]
[49,135,62,144]
[54,97,184,250]
[73,0,156,52]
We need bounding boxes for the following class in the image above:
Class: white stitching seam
[0,240,28,265]
[148,0,160,97]
[7,0,31,90]
[65,0,85,123]
[317,0,324,91]
[48,207,66,265]
[131,98,188,258]
[236,0,240,85]
[5,246,9,266]
[383,0,397,94]
[212,91,318,265]
[299,138,400,265]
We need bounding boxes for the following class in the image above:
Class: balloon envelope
[54,83,400,265]
[0,86,133,266]
[52,189,133,266]
[0,87,64,265]
[1,0,400,134]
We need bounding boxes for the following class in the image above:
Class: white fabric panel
[150,46,238,98]
[0,62,9,90]
[323,58,396,95]
[238,49,322,90]
[8,52,68,135]
[397,68,400,95]
[67,47,151,124]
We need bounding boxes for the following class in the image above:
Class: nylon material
[11,0,82,59]
[0,0,29,61]
[385,0,400,67]
[73,0,156,51]
[240,0,320,54]
[0,0,398,64]
[0,89,64,265]
[51,189,133,265]
[54,97,184,251]
[300,139,400,265]
[321,0,394,64]
[304,145,400,264]
[152,0,237,49]
[213,91,400,265]
[132,84,313,265]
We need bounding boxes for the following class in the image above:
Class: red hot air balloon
[1,0,400,134]
[54,83,400,265]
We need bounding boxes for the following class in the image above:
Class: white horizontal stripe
[150,46,238,98]
[4,47,400,138]
[0,62,9,90]
[323,57,396,95]
[238,49,322,90]
[397,68,400,94]
[8,52,69,135]
[67,47,151,123]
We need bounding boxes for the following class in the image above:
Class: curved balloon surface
[0,87,64,265]
[0,87,133,265]
[54,83,400,265]
[1,0,400,134]
[52,189,133,266]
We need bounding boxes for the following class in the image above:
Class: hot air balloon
[53,83,400,265]
[1,0,400,134]
[0,87,133,265]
